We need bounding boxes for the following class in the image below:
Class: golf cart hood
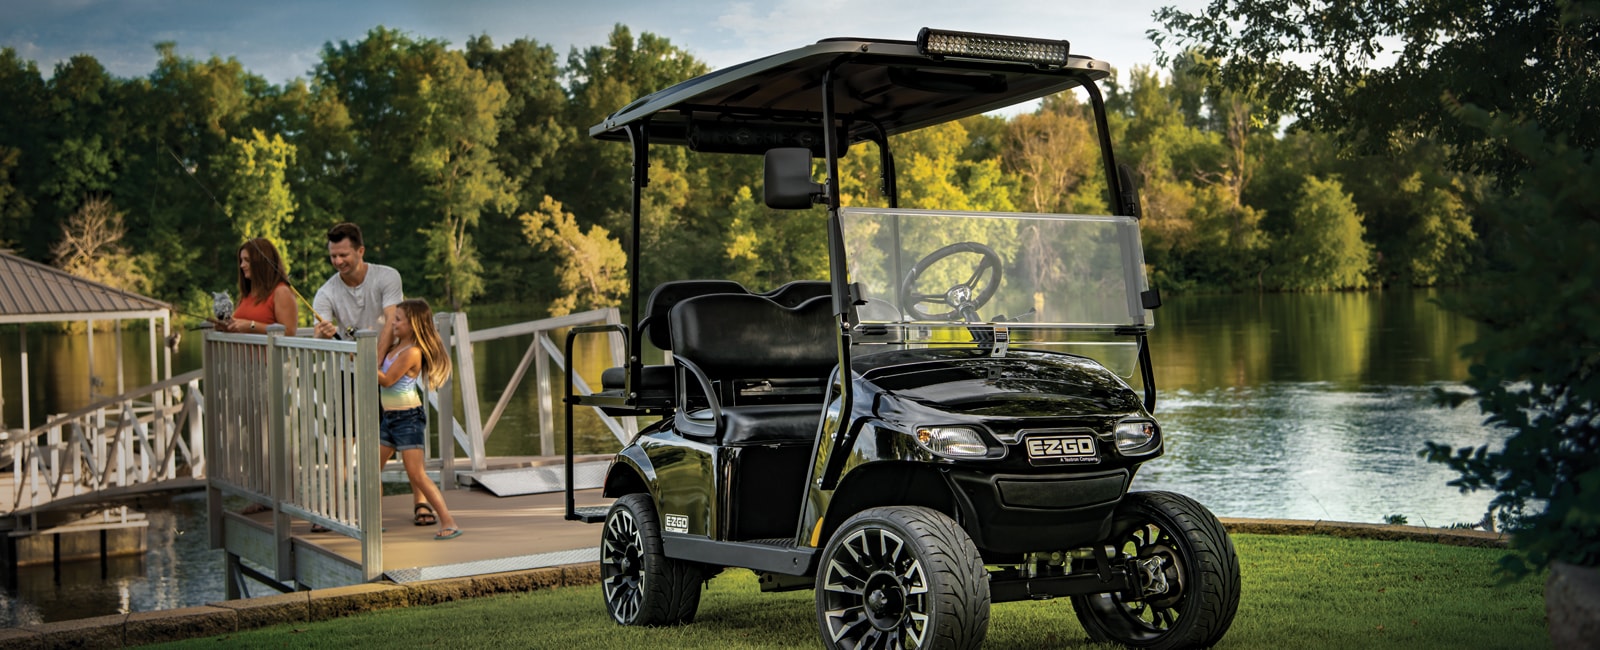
[854,348,1143,419]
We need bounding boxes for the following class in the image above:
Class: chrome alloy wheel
[819,526,932,648]
[600,505,644,624]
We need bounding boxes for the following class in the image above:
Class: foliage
[1152,0,1600,179]
[521,196,627,316]
[0,21,1517,310]
[49,195,151,296]
[1425,114,1600,575]
[722,184,828,290]
[465,35,573,302]
[213,128,296,254]
[1268,175,1372,291]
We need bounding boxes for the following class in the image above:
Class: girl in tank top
[377,299,462,539]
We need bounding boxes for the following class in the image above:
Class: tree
[1004,94,1099,214]
[259,79,356,290]
[0,49,45,254]
[522,196,626,316]
[1152,0,1600,178]
[465,35,574,301]
[407,45,514,309]
[50,195,150,295]
[40,55,123,230]
[558,26,709,233]
[1425,115,1600,577]
[722,183,828,289]
[214,128,297,253]
[1268,175,1371,290]
[122,43,267,301]
[317,28,516,308]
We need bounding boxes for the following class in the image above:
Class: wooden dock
[235,485,613,591]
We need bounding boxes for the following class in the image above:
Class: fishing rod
[164,145,327,324]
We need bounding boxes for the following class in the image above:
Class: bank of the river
[0,518,1523,650]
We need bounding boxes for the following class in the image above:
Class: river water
[0,288,1500,625]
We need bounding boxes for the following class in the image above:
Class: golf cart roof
[589,30,1111,152]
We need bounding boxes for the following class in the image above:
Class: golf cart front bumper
[945,467,1130,554]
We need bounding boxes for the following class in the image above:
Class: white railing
[4,370,205,516]
[432,307,630,479]
[204,324,382,581]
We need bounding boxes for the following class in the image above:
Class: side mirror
[1116,163,1143,220]
[764,148,824,210]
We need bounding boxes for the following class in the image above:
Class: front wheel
[1072,491,1240,649]
[600,493,702,626]
[815,507,989,649]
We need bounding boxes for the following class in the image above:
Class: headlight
[1114,419,1160,454]
[915,426,989,457]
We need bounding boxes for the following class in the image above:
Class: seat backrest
[643,280,750,351]
[670,294,836,381]
[761,280,831,308]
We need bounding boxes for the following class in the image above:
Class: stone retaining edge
[0,518,1509,648]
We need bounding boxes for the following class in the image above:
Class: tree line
[0,24,1488,321]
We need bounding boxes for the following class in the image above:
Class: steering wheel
[898,241,1003,321]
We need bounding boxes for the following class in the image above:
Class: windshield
[842,207,1153,374]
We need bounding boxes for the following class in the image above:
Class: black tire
[1071,491,1240,650]
[600,493,703,626]
[815,507,989,649]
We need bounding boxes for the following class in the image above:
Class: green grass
[153,534,1548,649]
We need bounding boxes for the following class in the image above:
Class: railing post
[202,322,224,551]
[266,324,293,580]
[354,330,383,581]
[451,313,486,471]
[434,314,456,491]
[188,380,205,478]
[535,332,553,456]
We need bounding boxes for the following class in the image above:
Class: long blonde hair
[396,299,451,388]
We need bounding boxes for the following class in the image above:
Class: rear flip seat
[599,279,748,402]
[670,293,836,445]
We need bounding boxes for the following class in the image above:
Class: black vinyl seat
[599,280,749,400]
[598,280,830,398]
[688,404,822,446]
[670,293,837,443]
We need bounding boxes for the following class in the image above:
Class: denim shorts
[379,407,426,451]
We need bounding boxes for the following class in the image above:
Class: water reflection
[1136,383,1499,526]
[0,492,220,627]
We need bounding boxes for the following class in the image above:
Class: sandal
[434,527,463,540]
[310,524,331,533]
[413,503,437,526]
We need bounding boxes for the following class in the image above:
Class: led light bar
[917,28,1071,68]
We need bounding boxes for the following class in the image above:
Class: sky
[0,0,1207,86]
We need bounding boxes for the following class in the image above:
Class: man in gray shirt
[311,222,436,527]
[312,222,403,359]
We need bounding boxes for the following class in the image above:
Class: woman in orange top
[222,238,299,335]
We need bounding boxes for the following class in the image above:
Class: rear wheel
[600,493,702,626]
[816,507,989,649]
[1072,491,1240,649]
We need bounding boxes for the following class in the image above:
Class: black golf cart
[562,28,1240,649]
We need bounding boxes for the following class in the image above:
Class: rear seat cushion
[670,293,837,380]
